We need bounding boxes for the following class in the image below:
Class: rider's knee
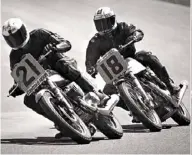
[24,95,49,117]
[136,50,161,65]
[56,59,81,81]
[103,84,118,95]
[135,50,153,61]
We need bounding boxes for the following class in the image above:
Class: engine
[64,82,84,99]
[63,82,93,123]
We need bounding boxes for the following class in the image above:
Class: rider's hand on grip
[118,45,123,51]
[8,85,23,98]
[87,67,97,78]
[43,43,57,54]
[134,29,144,42]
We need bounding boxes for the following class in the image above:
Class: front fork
[126,72,153,110]
[46,77,73,112]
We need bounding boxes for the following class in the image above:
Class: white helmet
[2,18,29,50]
[94,7,117,33]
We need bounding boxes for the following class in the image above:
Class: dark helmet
[2,18,29,50]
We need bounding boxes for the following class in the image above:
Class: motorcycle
[8,50,123,144]
[93,30,190,132]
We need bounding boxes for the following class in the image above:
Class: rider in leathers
[2,18,118,137]
[85,7,180,114]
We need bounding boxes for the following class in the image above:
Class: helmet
[94,7,117,33]
[2,18,29,50]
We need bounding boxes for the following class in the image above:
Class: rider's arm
[9,51,24,97]
[37,28,72,53]
[118,22,137,57]
[85,36,101,75]
[124,22,144,43]
[9,49,19,71]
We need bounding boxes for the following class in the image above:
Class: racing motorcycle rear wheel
[39,90,92,144]
[94,113,123,139]
[118,82,162,132]
[140,79,190,125]
[171,102,190,126]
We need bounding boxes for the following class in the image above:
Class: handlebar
[121,29,144,50]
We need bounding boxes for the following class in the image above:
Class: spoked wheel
[171,102,190,126]
[118,82,162,132]
[94,113,123,139]
[39,90,92,144]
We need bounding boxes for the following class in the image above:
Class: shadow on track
[1,136,105,145]
[1,124,179,145]
[122,123,179,133]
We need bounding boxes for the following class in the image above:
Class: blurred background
[1,0,190,112]
[1,0,190,154]
[158,0,190,6]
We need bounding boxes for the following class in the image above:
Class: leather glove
[133,29,144,42]
[43,43,57,54]
[8,84,24,98]
[125,29,144,43]
[87,67,97,78]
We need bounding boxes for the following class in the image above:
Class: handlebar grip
[7,84,19,97]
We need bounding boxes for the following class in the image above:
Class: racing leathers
[85,22,179,101]
[9,28,108,120]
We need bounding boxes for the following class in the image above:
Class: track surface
[1,0,191,154]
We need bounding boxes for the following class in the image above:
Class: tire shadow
[0,136,105,145]
[122,123,179,133]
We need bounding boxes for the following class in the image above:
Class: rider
[85,7,181,114]
[2,18,118,138]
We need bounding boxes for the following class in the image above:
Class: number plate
[11,54,48,96]
[96,49,127,84]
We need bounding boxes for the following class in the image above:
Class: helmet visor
[94,16,115,32]
[3,24,27,48]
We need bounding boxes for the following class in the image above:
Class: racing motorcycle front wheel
[118,82,162,132]
[171,102,190,126]
[94,113,123,139]
[38,90,92,144]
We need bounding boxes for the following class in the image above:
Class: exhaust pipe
[97,94,120,116]
[83,92,120,116]
[177,80,188,105]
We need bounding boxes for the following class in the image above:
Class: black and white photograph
[1,0,191,154]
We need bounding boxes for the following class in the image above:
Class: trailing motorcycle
[8,50,123,144]
[93,30,190,132]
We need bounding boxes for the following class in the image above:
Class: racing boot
[87,123,97,136]
[55,132,64,139]
[159,67,180,99]
[129,111,140,123]
[54,124,68,139]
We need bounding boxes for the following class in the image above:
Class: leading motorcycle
[8,50,123,144]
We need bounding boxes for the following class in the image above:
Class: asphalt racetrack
[1,0,191,154]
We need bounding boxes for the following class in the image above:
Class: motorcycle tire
[39,90,92,144]
[118,82,162,132]
[171,102,190,126]
[94,113,123,139]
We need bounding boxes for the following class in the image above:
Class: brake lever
[120,29,143,51]
[120,39,136,50]
[38,50,52,63]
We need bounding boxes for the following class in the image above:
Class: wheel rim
[104,115,117,128]
[124,82,158,124]
[49,98,87,135]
